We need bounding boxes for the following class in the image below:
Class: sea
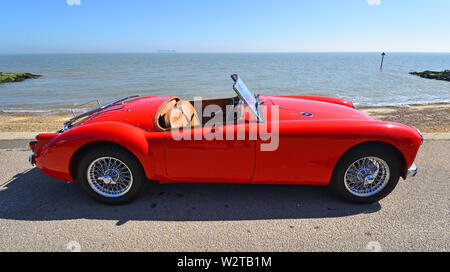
[1,53,449,114]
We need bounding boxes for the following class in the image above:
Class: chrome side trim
[407,163,417,177]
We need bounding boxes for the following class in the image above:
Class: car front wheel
[330,144,401,203]
[77,146,146,205]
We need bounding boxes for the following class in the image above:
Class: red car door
[163,123,255,183]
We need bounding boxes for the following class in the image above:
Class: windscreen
[232,75,264,122]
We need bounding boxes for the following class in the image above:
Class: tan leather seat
[165,107,187,128]
[157,99,201,131]
[160,100,177,118]
[164,100,200,129]
[177,100,200,127]
[157,99,178,130]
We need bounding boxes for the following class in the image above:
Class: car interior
[154,96,244,131]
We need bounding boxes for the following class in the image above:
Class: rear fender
[35,122,163,182]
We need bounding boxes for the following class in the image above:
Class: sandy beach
[359,103,450,133]
[0,103,449,134]
[0,113,69,133]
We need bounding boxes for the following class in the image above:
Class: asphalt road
[0,139,448,252]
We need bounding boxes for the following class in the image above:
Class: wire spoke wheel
[344,156,390,197]
[87,157,133,198]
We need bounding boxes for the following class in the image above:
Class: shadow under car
[0,168,381,225]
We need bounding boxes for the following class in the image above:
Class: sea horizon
[2,51,450,56]
[1,52,449,114]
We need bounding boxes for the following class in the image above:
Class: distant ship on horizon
[157,50,177,54]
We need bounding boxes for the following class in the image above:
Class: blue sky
[1,0,449,54]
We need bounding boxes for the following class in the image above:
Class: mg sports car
[29,74,422,204]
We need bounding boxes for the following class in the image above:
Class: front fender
[277,95,355,108]
[286,119,421,168]
[253,119,422,185]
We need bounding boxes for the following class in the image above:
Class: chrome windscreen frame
[62,95,140,131]
[231,74,265,123]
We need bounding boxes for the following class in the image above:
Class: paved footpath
[0,138,448,251]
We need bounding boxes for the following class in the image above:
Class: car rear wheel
[77,146,146,205]
[330,144,401,203]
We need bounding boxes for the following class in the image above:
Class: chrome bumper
[407,163,417,177]
[29,154,35,166]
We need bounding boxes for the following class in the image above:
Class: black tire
[330,143,401,203]
[77,145,146,205]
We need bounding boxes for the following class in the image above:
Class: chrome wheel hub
[344,157,390,197]
[87,157,133,198]
[364,174,375,185]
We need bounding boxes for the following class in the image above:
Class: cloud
[366,0,381,5]
[66,0,81,6]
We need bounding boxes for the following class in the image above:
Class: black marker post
[380,52,386,71]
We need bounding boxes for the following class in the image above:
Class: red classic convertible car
[29,75,422,204]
